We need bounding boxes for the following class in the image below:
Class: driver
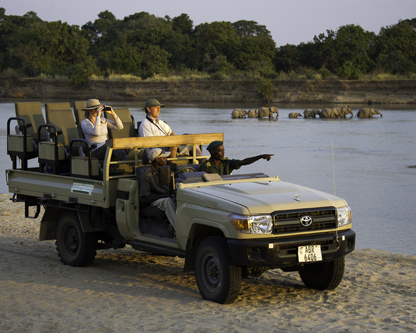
[139,148,176,230]
[200,141,274,175]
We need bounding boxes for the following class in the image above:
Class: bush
[1,68,22,87]
[257,78,274,102]
[69,57,101,87]
[337,62,363,80]
[318,66,331,79]
[246,60,277,78]
[204,54,235,76]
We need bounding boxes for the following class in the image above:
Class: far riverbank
[1,78,416,104]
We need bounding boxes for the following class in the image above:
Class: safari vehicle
[6,115,355,304]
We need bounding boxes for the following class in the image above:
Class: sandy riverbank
[1,78,416,104]
[1,193,415,332]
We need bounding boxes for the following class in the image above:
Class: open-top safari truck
[6,109,355,304]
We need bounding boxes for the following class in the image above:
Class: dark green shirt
[200,158,241,175]
[139,166,169,197]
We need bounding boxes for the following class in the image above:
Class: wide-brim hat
[207,140,223,151]
[148,148,171,162]
[143,99,166,111]
[82,99,102,111]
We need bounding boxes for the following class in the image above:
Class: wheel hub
[65,227,79,253]
[205,257,220,286]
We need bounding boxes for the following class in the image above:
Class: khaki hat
[148,148,171,162]
[143,99,166,111]
[82,99,102,111]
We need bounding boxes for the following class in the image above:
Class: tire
[195,237,242,304]
[299,257,345,290]
[56,211,97,267]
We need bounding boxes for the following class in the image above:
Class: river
[1,99,415,255]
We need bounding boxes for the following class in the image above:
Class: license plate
[298,245,322,263]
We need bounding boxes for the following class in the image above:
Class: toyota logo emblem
[300,216,313,227]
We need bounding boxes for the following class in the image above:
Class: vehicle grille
[272,207,336,234]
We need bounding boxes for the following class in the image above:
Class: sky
[2,0,415,47]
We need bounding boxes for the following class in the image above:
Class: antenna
[332,139,336,196]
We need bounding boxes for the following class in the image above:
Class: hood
[182,179,347,214]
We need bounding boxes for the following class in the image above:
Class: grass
[3,68,416,84]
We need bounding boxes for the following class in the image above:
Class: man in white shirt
[138,98,203,161]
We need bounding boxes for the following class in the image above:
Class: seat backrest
[109,122,136,139]
[73,108,86,140]
[45,109,79,145]
[73,101,87,111]
[45,102,71,111]
[107,108,134,123]
[15,102,45,136]
[106,108,137,138]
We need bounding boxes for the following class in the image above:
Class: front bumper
[227,229,355,268]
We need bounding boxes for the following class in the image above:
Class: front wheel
[56,211,97,267]
[299,257,345,290]
[195,237,242,304]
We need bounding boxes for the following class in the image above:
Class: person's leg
[92,146,127,161]
[91,145,107,160]
[151,197,176,230]
[113,149,128,160]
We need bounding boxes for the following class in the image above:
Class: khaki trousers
[151,197,176,230]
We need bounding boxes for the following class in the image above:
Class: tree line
[0,7,415,86]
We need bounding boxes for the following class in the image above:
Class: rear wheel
[56,211,97,267]
[195,237,241,304]
[299,257,345,290]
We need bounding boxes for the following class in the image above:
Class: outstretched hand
[262,154,274,161]
[239,153,274,167]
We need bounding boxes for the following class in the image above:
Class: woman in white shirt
[81,99,127,160]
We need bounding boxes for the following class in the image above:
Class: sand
[1,193,415,332]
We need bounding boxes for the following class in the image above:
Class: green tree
[204,54,234,75]
[81,10,116,48]
[194,21,238,69]
[374,21,416,74]
[172,13,193,35]
[399,18,416,31]
[96,12,173,76]
[274,44,301,72]
[313,29,338,72]
[0,9,43,70]
[141,45,170,78]
[257,78,274,102]
[334,24,376,73]
[336,61,363,80]
[232,20,271,38]
[163,30,194,69]
[69,56,101,86]
[102,36,142,73]
[167,13,195,68]
[297,42,318,69]
[8,19,89,76]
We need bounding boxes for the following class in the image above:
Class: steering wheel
[175,166,196,178]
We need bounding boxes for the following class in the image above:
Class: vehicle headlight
[229,214,273,234]
[337,206,352,227]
